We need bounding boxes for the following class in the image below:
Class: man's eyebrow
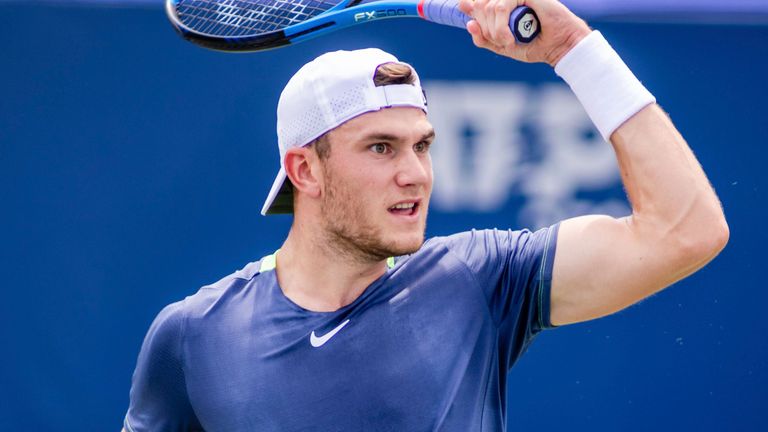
[421,129,436,142]
[360,129,435,143]
[361,133,400,142]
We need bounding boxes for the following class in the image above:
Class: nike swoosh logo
[310,319,350,348]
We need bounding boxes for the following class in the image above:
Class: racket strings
[174,0,338,36]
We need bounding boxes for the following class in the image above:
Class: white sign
[424,81,629,228]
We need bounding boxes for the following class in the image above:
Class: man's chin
[385,234,425,257]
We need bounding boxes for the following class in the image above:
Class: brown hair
[309,62,416,159]
[373,62,417,87]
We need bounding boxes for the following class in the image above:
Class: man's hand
[458,0,591,66]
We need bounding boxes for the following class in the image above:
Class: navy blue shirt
[125,225,559,431]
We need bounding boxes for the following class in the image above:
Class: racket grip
[420,0,540,43]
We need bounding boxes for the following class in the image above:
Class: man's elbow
[700,205,729,255]
[676,210,729,266]
[711,214,730,253]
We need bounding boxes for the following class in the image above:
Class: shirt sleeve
[125,301,202,432]
[443,223,559,367]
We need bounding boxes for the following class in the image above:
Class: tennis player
[124,0,728,430]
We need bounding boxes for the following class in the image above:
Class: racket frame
[166,0,537,52]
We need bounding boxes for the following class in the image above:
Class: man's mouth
[388,201,419,216]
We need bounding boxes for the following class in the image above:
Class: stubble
[319,164,425,263]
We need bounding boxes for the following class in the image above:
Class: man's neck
[274,225,389,312]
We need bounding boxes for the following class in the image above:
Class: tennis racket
[165,0,540,52]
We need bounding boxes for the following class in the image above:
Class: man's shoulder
[423,227,547,251]
[396,231,480,267]
[417,229,499,255]
[413,226,554,270]
[176,255,275,319]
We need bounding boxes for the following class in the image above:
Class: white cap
[261,48,428,216]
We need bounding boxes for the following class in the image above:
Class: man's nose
[394,149,431,188]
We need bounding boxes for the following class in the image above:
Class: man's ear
[284,147,322,199]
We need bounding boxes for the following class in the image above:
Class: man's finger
[458,0,473,16]
[467,20,493,50]
[492,0,517,47]
[472,0,493,41]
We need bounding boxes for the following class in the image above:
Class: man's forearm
[552,27,728,261]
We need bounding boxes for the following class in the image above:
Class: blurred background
[1,0,766,430]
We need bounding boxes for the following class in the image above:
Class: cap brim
[260,167,294,215]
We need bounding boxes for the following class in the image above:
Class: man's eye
[371,143,389,154]
[414,141,430,153]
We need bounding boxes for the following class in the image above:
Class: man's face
[317,107,434,262]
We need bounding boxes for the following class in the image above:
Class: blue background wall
[1,2,766,431]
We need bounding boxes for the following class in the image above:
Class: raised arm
[458,0,729,326]
[550,104,728,325]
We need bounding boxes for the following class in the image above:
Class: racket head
[165,0,343,52]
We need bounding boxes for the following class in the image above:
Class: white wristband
[554,31,656,141]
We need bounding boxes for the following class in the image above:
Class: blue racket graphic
[166,0,540,52]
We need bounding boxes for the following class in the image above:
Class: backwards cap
[261,48,428,216]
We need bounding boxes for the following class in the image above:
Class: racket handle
[420,0,540,43]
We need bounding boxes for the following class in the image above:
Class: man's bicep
[550,214,700,326]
